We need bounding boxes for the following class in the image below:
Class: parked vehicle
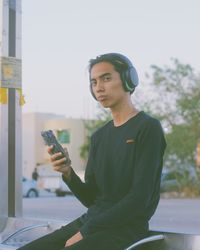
[22,177,39,198]
[160,169,180,192]
[41,175,72,196]
[160,166,198,193]
[37,164,72,196]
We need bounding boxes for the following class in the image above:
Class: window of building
[56,129,70,144]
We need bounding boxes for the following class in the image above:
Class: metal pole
[8,0,17,217]
[0,0,22,226]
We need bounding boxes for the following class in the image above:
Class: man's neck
[111,101,139,127]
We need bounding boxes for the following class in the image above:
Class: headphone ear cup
[122,66,139,93]
[129,66,139,88]
[120,71,128,91]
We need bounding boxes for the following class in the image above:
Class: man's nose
[95,81,104,92]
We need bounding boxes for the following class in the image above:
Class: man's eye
[103,76,111,81]
[91,80,96,86]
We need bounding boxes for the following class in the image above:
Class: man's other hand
[65,231,83,247]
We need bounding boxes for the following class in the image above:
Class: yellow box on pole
[0,87,8,104]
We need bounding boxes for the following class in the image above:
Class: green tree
[144,58,200,169]
[80,106,111,160]
[80,59,200,193]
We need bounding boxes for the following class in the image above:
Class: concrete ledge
[125,234,164,250]
[0,244,17,250]
[1,218,200,250]
[0,217,67,249]
[125,231,200,250]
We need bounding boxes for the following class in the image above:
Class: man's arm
[62,165,97,208]
[62,136,98,208]
[79,119,166,237]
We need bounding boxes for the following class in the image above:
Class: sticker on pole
[0,56,22,88]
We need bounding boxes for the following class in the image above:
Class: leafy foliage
[80,59,200,193]
[80,107,111,160]
[144,58,200,169]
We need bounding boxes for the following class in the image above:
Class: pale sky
[22,0,200,119]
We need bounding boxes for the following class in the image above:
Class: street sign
[0,56,22,88]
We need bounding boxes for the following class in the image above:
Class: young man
[18,53,166,250]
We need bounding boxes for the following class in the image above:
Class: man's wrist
[63,166,72,181]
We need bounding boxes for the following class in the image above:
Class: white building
[22,112,87,179]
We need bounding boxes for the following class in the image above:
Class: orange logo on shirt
[126,139,135,144]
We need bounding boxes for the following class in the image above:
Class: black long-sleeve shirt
[62,111,166,237]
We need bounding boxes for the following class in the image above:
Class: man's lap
[17,217,83,250]
[64,227,146,250]
[17,218,147,250]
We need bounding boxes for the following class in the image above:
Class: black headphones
[89,53,139,100]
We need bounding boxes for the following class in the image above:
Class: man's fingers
[53,164,71,175]
[64,147,69,157]
[52,156,66,166]
[53,164,67,172]
[50,152,63,161]
[65,232,83,247]
[65,240,69,247]
[47,145,54,154]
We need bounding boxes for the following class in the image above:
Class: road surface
[23,194,200,234]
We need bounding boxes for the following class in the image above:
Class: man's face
[90,62,129,109]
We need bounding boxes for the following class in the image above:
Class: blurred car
[22,177,39,198]
[160,166,198,193]
[160,169,181,192]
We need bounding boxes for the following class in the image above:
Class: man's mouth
[97,95,107,101]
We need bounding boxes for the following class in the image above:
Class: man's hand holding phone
[48,145,72,180]
[41,130,72,180]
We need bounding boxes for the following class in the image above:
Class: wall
[22,112,87,178]
[42,118,86,172]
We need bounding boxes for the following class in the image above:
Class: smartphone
[41,130,66,158]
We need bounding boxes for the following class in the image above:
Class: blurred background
[21,0,200,233]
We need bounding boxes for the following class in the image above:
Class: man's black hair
[88,53,128,78]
